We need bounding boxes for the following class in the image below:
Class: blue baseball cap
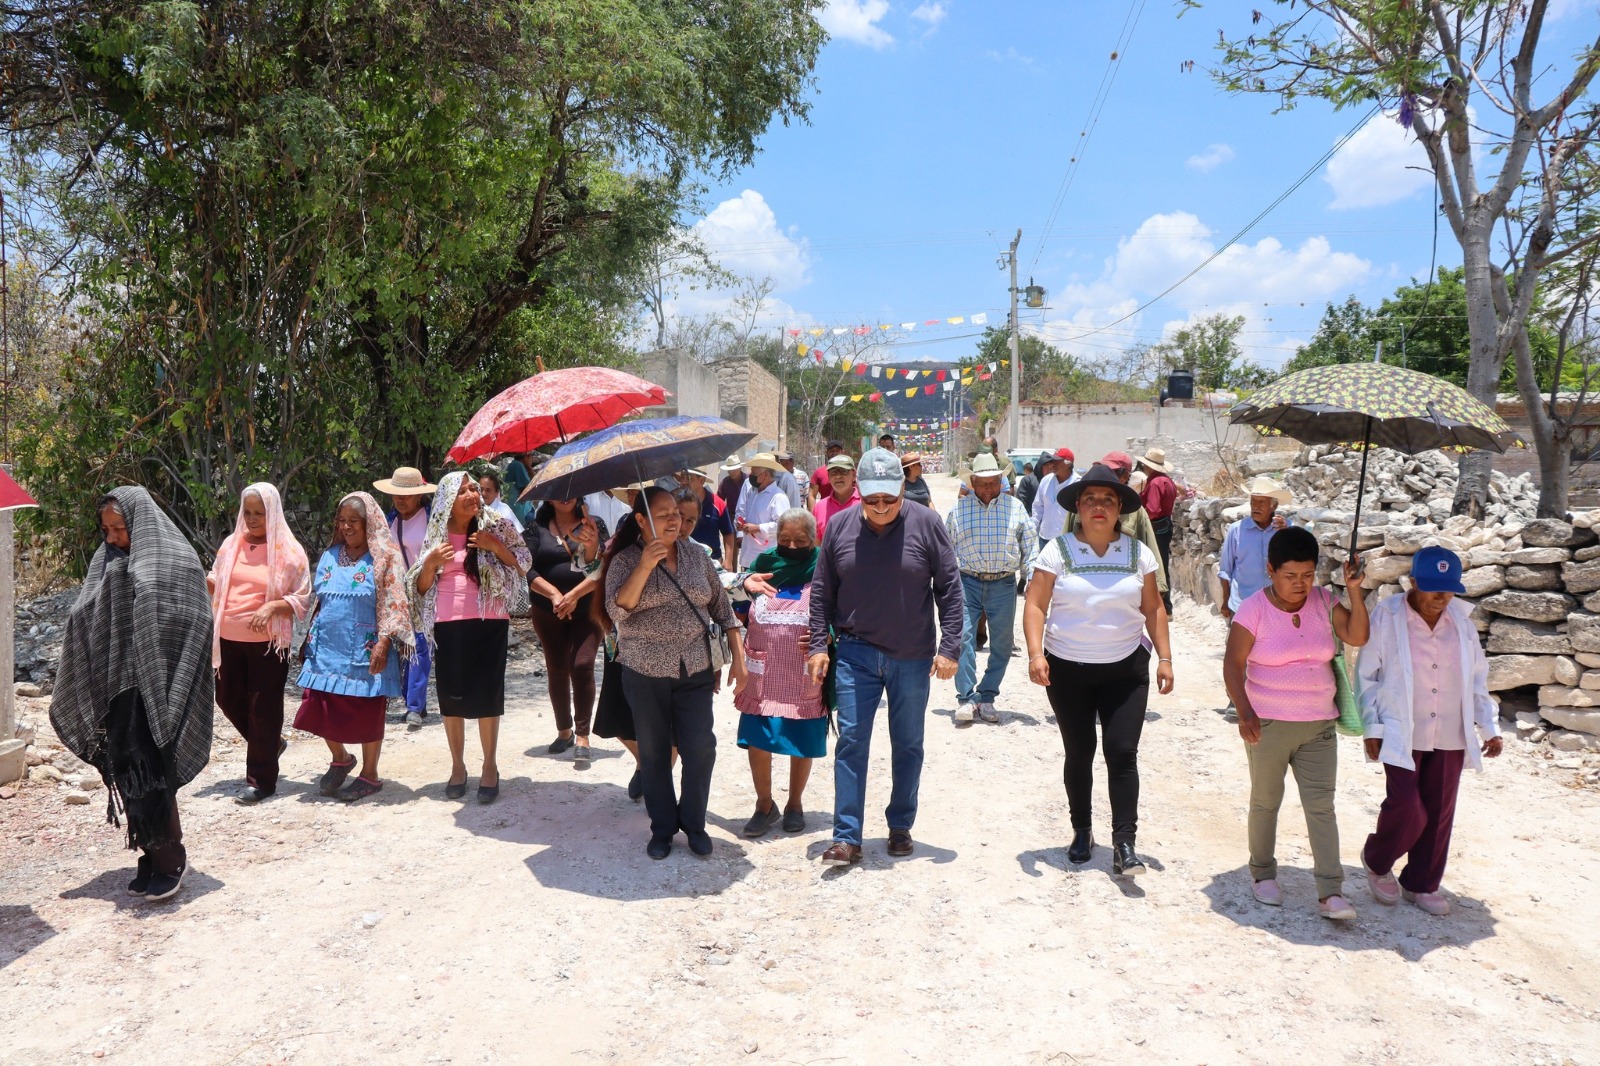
[1411,545,1466,594]
[857,447,906,498]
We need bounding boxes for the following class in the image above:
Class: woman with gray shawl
[51,487,214,902]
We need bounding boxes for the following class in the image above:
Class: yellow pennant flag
[851,394,865,403]
[961,376,973,387]
[1000,359,1010,367]
[948,316,965,324]
[904,387,917,398]
[797,343,809,357]
[809,328,825,336]
[886,367,897,379]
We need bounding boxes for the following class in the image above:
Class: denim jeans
[832,636,931,846]
[956,574,1016,705]
[403,632,431,715]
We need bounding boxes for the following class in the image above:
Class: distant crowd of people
[51,437,1499,918]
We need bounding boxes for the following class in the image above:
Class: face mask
[776,544,813,561]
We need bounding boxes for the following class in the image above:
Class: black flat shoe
[477,779,499,804]
[127,855,152,896]
[686,830,713,857]
[1112,842,1146,877]
[548,736,574,755]
[1067,828,1095,865]
[233,786,271,806]
[647,835,673,860]
[445,774,468,800]
[627,769,643,802]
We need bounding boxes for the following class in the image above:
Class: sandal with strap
[319,757,357,797]
[340,776,383,803]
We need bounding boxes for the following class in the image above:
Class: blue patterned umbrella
[518,415,756,502]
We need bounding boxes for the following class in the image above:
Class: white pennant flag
[871,366,882,378]
[971,312,988,325]
[901,322,916,331]
[833,396,845,407]
[988,362,998,372]
[943,380,955,392]
[832,327,848,336]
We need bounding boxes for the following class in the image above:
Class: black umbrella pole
[1348,416,1372,560]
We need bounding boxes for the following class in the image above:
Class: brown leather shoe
[820,842,862,866]
[887,829,914,857]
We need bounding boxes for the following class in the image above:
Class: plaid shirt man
[944,492,1038,577]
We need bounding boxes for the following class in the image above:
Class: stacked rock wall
[1171,445,1600,753]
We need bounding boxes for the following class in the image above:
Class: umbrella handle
[1348,415,1371,561]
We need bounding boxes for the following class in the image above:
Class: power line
[1053,104,1383,346]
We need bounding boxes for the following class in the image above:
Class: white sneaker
[975,702,1001,724]
[954,703,975,725]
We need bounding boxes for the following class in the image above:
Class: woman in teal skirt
[734,508,829,838]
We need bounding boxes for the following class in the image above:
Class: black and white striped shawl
[51,486,214,787]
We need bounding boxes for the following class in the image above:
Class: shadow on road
[450,778,757,900]
[58,867,226,912]
[1200,864,1498,956]
[0,904,57,969]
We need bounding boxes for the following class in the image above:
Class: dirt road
[3,474,1599,1064]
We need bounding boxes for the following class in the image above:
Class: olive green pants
[1245,717,1344,900]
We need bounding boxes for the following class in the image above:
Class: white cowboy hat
[1136,447,1173,474]
[719,454,744,473]
[958,452,1005,487]
[1241,475,1293,505]
[745,452,786,473]
[373,466,438,495]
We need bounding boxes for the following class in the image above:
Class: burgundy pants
[528,604,600,736]
[216,638,290,793]
[1363,748,1466,894]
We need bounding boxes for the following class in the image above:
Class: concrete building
[715,357,786,454]
[637,349,721,418]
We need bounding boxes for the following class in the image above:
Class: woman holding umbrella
[600,487,747,859]
[408,472,531,803]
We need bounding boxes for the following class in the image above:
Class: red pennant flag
[978,371,993,381]
[923,319,940,326]
[869,392,882,402]
[936,369,948,381]
[855,364,867,375]
[815,350,824,363]
[924,385,937,396]
[853,325,871,336]
[787,329,801,337]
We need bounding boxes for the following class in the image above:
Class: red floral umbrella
[446,367,669,464]
[0,468,38,512]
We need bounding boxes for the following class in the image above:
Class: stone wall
[1170,444,1600,753]
[715,358,785,453]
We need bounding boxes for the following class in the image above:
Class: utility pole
[1006,228,1022,452]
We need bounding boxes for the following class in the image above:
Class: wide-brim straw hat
[719,454,745,473]
[373,466,437,495]
[1059,463,1143,514]
[746,452,786,473]
[608,481,649,503]
[959,452,1005,487]
[1136,447,1173,474]
[1241,475,1293,505]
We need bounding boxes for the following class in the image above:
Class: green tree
[1148,313,1272,392]
[2,0,825,553]
[1210,0,1600,516]
[968,326,1141,422]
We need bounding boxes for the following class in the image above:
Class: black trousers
[216,638,290,793]
[620,665,717,839]
[1044,647,1151,845]
[1152,517,1173,613]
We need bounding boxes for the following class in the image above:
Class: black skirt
[433,618,510,718]
[591,656,635,741]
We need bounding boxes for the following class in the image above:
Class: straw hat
[719,454,745,473]
[1136,447,1173,474]
[608,481,649,503]
[373,466,437,495]
[901,451,924,469]
[1241,475,1293,505]
[959,452,1005,487]
[746,452,786,473]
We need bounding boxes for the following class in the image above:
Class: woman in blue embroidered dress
[293,491,414,802]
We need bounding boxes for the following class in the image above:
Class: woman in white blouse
[1023,464,1173,877]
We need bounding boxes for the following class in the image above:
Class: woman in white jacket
[1355,546,1503,917]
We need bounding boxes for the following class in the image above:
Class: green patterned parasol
[1228,362,1524,554]
[1228,362,1523,454]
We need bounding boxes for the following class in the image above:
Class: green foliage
[1148,314,1273,392]
[967,326,1144,420]
[3,0,825,558]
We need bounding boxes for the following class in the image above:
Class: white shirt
[392,508,429,569]
[1034,532,1156,663]
[737,480,790,567]
[487,499,523,534]
[584,492,633,537]
[1032,471,1078,541]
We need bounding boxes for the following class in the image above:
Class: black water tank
[1167,370,1195,401]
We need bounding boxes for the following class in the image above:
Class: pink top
[435,533,509,623]
[1406,602,1467,751]
[1234,586,1339,721]
[812,490,861,540]
[219,541,271,643]
[733,588,826,720]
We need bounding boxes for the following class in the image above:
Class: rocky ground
[3,474,1599,1065]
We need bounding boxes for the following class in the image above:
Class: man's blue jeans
[832,636,931,846]
[956,574,1016,706]
[403,632,431,715]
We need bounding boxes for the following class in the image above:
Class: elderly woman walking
[735,508,829,837]
[294,491,413,801]
[1023,464,1173,877]
[526,497,605,764]
[1223,525,1369,919]
[52,488,214,901]
[408,471,531,803]
[1357,547,1501,917]
[208,483,311,804]
[600,487,747,859]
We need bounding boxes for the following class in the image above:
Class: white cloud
[1185,143,1235,173]
[819,0,894,49]
[1324,112,1431,209]
[910,2,947,29]
[1038,211,1371,368]
[691,190,811,292]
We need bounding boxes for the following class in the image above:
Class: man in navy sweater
[808,448,963,865]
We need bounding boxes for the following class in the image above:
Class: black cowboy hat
[1058,463,1143,514]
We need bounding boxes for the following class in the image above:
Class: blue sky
[668,0,1597,373]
